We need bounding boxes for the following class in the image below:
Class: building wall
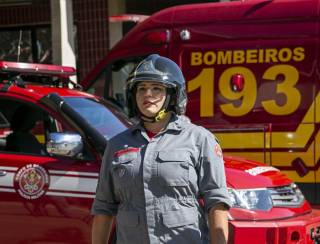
[73,0,109,80]
[0,1,49,25]
[126,0,217,15]
[0,0,220,81]
[0,0,109,81]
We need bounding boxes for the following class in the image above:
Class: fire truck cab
[0,61,127,243]
[82,0,320,206]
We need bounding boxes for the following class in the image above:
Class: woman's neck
[143,112,172,133]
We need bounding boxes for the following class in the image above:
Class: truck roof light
[0,61,76,78]
[109,14,149,23]
[145,30,170,45]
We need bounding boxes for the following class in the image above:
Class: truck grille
[268,183,304,207]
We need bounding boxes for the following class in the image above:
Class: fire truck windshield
[64,97,128,139]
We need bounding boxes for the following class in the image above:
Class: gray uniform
[92,115,231,244]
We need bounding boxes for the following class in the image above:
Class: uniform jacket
[92,114,231,244]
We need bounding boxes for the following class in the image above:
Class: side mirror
[46,132,83,157]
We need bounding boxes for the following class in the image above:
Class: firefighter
[92,54,231,244]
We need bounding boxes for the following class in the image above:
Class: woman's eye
[153,87,163,92]
[136,85,165,96]
[137,87,146,93]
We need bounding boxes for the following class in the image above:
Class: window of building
[0,26,51,64]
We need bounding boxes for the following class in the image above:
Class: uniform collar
[131,113,186,135]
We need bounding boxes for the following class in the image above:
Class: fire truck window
[0,111,9,128]
[88,56,144,112]
[89,57,145,114]
[110,60,136,108]
[0,99,64,155]
[0,104,44,155]
[89,69,108,98]
[0,112,9,150]
[111,58,145,110]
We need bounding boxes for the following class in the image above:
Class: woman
[92,54,231,244]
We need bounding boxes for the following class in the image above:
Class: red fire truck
[0,60,319,243]
[82,0,320,207]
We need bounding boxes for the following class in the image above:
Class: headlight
[228,183,305,211]
[228,188,273,211]
[269,183,305,207]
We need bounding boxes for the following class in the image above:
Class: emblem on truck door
[14,164,49,200]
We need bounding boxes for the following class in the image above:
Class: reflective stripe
[0,166,18,171]
[0,187,15,193]
[46,191,95,198]
[49,175,98,193]
[48,170,99,177]
[0,172,14,187]
[0,167,99,198]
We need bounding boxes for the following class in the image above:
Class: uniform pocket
[112,151,137,187]
[162,207,198,228]
[157,151,189,186]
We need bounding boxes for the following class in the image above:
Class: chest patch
[214,144,222,158]
[114,147,140,162]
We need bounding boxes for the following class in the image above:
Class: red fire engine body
[82,0,320,208]
[0,58,319,243]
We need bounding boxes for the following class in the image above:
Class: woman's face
[135,81,167,118]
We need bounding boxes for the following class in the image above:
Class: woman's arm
[92,214,114,244]
[208,203,229,244]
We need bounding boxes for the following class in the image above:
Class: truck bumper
[229,209,320,244]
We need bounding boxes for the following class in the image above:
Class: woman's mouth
[143,101,155,106]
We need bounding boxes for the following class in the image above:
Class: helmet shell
[126,54,187,117]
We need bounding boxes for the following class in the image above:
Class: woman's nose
[143,88,153,96]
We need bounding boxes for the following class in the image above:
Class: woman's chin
[141,111,156,118]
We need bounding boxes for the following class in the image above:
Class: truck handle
[0,170,7,176]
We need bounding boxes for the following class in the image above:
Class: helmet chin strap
[138,93,171,123]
